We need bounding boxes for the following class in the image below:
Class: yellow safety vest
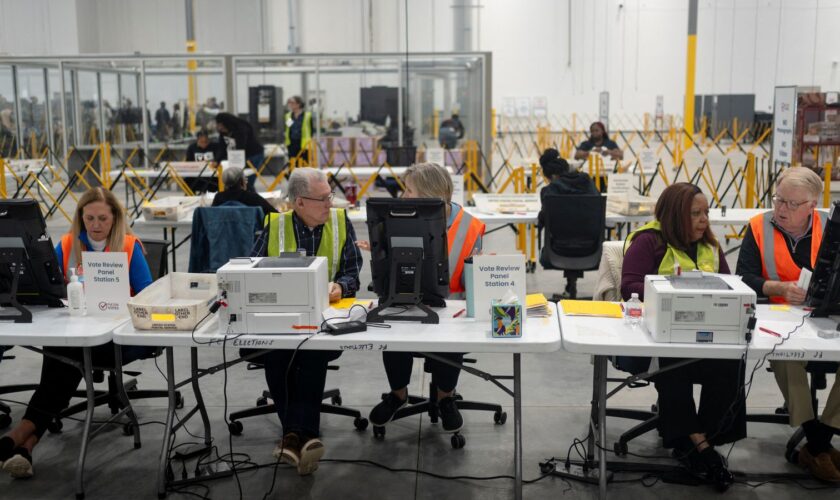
[285,111,312,150]
[624,220,719,274]
[264,208,347,279]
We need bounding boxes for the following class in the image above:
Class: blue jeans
[246,152,264,192]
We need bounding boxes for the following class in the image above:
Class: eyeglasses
[300,191,334,204]
[772,195,811,210]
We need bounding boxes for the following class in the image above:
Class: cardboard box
[141,196,200,221]
[127,273,218,331]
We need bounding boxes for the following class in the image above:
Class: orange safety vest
[749,210,824,303]
[60,233,140,294]
[447,206,485,294]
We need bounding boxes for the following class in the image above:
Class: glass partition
[0,65,18,158]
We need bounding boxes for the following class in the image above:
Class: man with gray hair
[736,166,840,481]
[211,166,277,215]
[249,167,362,475]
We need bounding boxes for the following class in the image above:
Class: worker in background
[285,95,313,165]
[215,112,263,192]
[249,168,361,476]
[736,167,840,482]
[185,130,220,162]
[154,101,170,141]
[438,113,465,149]
[575,121,623,161]
[212,166,276,215]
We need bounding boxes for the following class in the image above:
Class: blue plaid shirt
[251,210,362,297]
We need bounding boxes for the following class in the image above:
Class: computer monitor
[806,201,840,317]
[0,199,65,322]
[365,198,449,324]
[360,86,399,126]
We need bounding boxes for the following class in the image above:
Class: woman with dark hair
[214,112,264,192]
[574,121,623,161]
[621,182,746,492]
[537,148,599,226]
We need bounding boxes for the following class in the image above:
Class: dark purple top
[620,231,730,301]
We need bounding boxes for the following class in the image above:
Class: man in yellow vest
[285,95,312,165]
[250,168,362,475]
[737,167,840,482]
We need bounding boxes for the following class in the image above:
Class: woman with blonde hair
[0,187,154,479]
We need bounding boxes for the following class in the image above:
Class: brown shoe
[829,447,840,471]
[272,432,302,467]
[297,438,325,476]
[799,446,840,482]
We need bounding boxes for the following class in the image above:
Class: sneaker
[698,447,734,492]
[2,448,33,479]
[0,436,15,468]
[799,446,840,482]
[437,396,463,433]
[671,438,704,474]
[369,393,407,427]
[297,438,325,476]
[272,432,302,468]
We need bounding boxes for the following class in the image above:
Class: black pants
[653,358,747,448]
[287,144,309,165]
[24,342,156,438]
[382,352,464,394]
[262,349,342,438]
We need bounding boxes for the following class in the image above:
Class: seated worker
[185,130,220,162]
[574,121,623,161]
[250,168,362,475]
[735,167,840,482]
[537,148,598,226]
[211,166,277,215]
[438,113,465,149]
[215,112,263,192]
[359,163,485,434]
[285,96,313,164]
[622,182,745,491]
[0,187,154,479]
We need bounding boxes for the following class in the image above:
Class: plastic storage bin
[127,273,218,331]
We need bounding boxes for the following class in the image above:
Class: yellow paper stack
[525,293,551,318]
[560,300,623,318]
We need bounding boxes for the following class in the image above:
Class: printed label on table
[82,251,130,317]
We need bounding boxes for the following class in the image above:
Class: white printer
[643,273,756,344]
[216,255,329,335]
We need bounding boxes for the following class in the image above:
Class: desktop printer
[643,273,756,344]
[216,255,329,335]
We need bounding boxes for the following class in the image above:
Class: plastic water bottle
[625,293,643,326]
[67,269,86,316]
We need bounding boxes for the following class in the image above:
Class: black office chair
[371,356,507,449]
[227,363,368,435]
[50,238,184,434]
[539,194,607,300]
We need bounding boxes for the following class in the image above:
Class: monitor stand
[367,246,440,324]
[0,250,33,323]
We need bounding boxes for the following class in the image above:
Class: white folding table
[113,300,561,499]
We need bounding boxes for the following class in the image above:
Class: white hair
[287,168,328,202]
[222,166,245,189]
[776,167,823,200]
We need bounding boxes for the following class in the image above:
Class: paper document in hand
[560,300,623,318]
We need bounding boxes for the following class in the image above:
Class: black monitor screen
[360,86,399,126]
[365,198,449,308]
[806,202,840,317]
[0,199,65,306]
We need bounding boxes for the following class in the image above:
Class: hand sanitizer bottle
[67,269,85,316]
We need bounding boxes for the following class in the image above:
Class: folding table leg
[157,347,177,499]
[74,347,94,500]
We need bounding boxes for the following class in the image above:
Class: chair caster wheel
[539,461,555,474]
[493,411,507,425]
[614,441,628,456]
[785,448,799,465]
[76,493,85,500]
[451,433,466,449]
[331,395,343,406]
[228,420,243,436]
[256,397,268,407]
[373,425,386,439]
[354,417,369,431]
[175,394,185,410]
[0,413,11,429]
[48,419,63,433]
[123,422,135,436]
[134,442,142,450]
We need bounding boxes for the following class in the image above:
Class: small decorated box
[490,301,522,338]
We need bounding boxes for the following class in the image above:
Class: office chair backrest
[140,238,169,281]
[542,194,606,258]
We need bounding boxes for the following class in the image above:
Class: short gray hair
[776,167,823,200]
[287,168,328,202]
[222,166,245,189]
[404,162,452,202]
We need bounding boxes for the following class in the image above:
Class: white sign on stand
[82,252,130,316]
[606,173,634,196]
[771,86,797,166]
[471,254,527,321]
[426,148,445,166]
[636,148,658,175]
[228,149,246,169]
[451,174,465,206]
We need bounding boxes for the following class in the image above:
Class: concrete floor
[2,174,840,499]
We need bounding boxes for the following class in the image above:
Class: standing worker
[285,96,313,165]
[215,112,264,192]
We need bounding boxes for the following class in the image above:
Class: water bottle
[625,293,643,326]
[67,269,86,316]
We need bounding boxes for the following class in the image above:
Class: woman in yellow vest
[360,163,485,435]
[1,188,154,479]
[621,182,745,491]
[736,167,840,482]
[285,95,312,165]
